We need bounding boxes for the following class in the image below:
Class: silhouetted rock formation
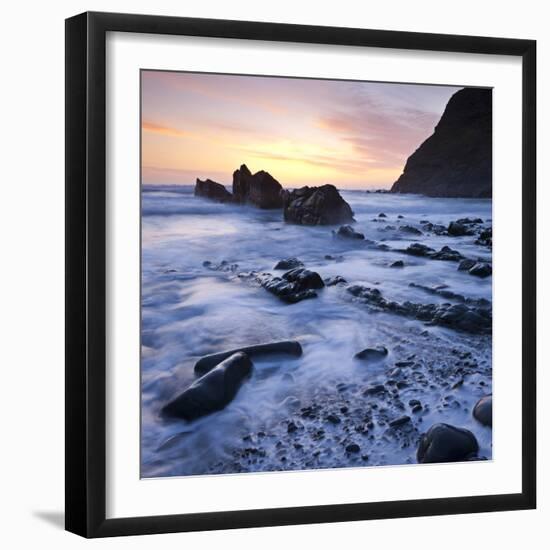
[194,178,233,202]
[282,184,355,225]
[391,88,492,198]
[232,164,283,208]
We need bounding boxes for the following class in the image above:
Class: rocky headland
[391,88,492,198]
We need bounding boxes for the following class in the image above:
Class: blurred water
[141,185,492,477]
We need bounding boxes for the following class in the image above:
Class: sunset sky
[141,71,460,189]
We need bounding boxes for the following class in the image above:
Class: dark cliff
[390,88,492,198]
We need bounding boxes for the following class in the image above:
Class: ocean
[140,185,492,477]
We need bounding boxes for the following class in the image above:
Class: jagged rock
[283,268,325,289]
[347,284,492,334]
[391,88,492,198]
[194,341,303,375]
[325,275,347,286]
[399,225,423,235]
[431,245,464,262]
[162,352,253,420]
[476,227,493,247]
[458,258,477,271]
[473,395,493,427]
[282,184,355,225]
[335,225,365,239]
[232,164,283,208]
[457,217,483,224]
[250,268,325,304]
[403,243,436,257]
[469,262,492,278]
[417,423,479,463]
[448,221,473,236]
[194,178,233,202]
[274,258,304,270]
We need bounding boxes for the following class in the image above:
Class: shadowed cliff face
[391,88,492,198]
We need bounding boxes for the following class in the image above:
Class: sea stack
[282,184,355,225]
[232,164,284,208]
[391,88,492,198]
[194,178,233,202]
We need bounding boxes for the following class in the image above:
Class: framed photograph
[65,11,536,537]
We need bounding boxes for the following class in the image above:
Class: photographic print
[140,70,493,478]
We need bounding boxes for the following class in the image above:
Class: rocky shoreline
[152,232,493,474]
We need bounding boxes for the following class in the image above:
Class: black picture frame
[65,11,536,538]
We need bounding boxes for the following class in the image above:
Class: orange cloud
[142,121,191,138]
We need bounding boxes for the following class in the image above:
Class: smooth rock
[354,346,388,362]
[335,225,365,240]
[162,352,253,420]
[194,341,303,375]
[473,395,493,427]
[389,415,411,428]
[417,423,479,463]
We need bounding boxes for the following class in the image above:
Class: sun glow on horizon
[141,71,460,189]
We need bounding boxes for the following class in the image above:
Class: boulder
[390,260,405,268]
[347,284,492,334]
[274,258,304,270]
[431,245,463,262]
[417,423,479,463]
[335,225,365,239]
[194,341,303,375]
[448,221,471,236]
[469,262,492,278]
[282,184,355,225]
[232,164,283,208]
[403,243,435,257]
[325,275,347,286]
[456,217,483,224]
[162,352,253,420]
[399,225,423,235]
[473,395,493,427]
[194,178,233,202]
[354,346,388,362]
[283,268,325,289]
[458,258,477,271]
[391,88,492,198]
[389,415,411,428]
[254,268,324,304]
